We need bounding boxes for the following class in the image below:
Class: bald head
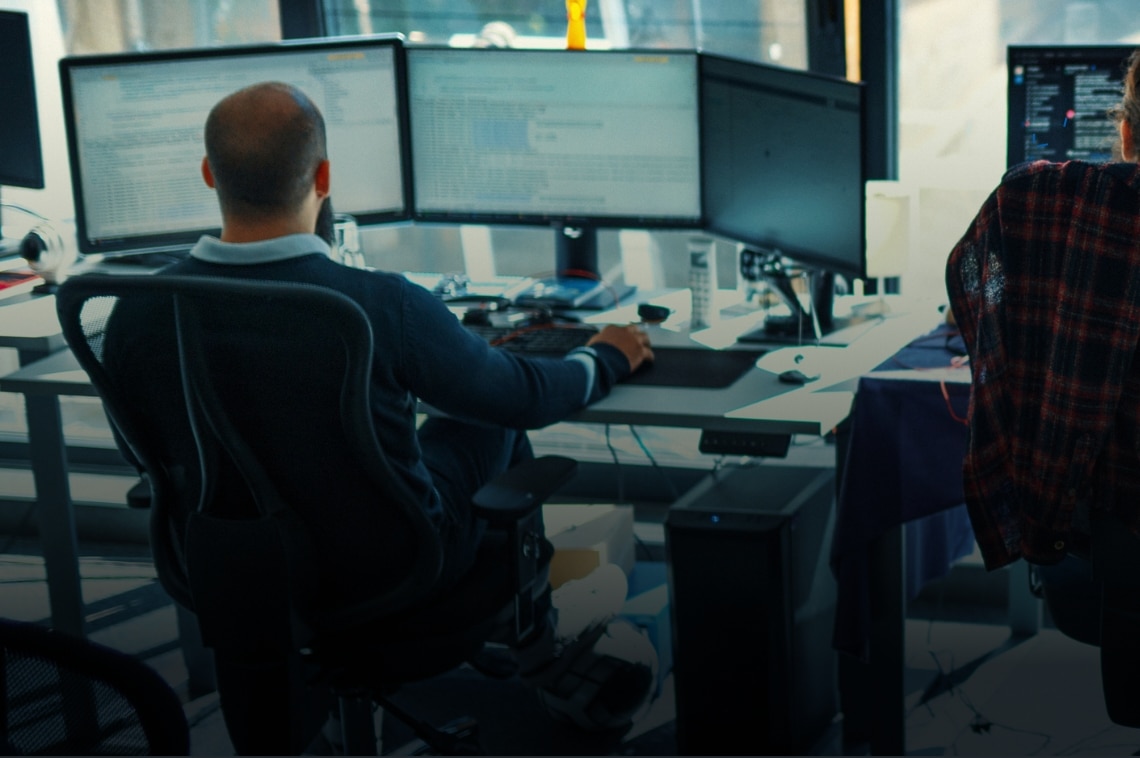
[203,82,328,221]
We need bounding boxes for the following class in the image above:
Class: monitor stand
[735,252,866,346]
[512,224,634,311]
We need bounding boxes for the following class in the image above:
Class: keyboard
[465,322,598,356]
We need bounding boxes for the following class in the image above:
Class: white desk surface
[0,291,945,438]
[573,291,943,435]
[0,293,67,352]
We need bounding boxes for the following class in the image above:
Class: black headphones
[19,219,76,285]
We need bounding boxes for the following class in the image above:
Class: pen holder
[688,237,715,329]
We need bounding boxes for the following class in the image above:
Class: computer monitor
[1007,45,1134,168]
[700,52,866,341]
[59,35,409,258]
[0,9,46,244]
[406,46,702,308]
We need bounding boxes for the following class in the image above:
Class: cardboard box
[543,504,635,589]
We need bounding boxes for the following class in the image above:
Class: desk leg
[23,390,84,636]
[869,523,906,756]
[1008,559,1042,638]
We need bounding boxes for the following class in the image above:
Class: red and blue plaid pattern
[947,160,1140,569]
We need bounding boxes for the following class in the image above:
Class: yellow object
[544,503,635,588]
[566,0,587,50]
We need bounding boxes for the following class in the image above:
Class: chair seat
[314,536,554,686]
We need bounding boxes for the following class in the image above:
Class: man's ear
[201,156,216,188]
[315,159,331,198]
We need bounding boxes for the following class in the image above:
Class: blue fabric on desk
[874,321,967,371]
[830,323,975,660]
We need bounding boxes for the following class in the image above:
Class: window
[56,0,280,55]
[322,0,807,67]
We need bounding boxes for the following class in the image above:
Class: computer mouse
[778,368,819,384]
[637,302,672,323]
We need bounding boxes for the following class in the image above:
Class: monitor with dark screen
[60,35,408,257]
[0,10,43,191]
[1007,45,1133,167]
[406,46,701,308]
[0,9,46,245]
[700,52,865,342]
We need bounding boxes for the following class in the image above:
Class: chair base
[326,692,484,756]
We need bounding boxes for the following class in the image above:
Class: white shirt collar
[189,233,330,265]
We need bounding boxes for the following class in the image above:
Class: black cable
[628,425,680,501]
[914,645,1054,754]
[603,424,624,505]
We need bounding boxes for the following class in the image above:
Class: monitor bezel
[1006,44,1134,169]
[0,9,45,190]
[59,34,410,257]
[698,51,868,281]
[404,45,704,231]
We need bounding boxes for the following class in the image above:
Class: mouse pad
[624,347,766,389]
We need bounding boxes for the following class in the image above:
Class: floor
[3,529,1140,754]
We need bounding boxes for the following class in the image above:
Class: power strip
[698,430,791,457]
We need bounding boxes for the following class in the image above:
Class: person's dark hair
[204,82,327,217]
[1109,49,1140,161]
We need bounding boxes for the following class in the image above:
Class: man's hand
[587,324,654,373]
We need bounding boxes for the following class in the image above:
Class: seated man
[109,80,657,732]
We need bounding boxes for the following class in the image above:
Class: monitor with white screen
[1006,45,1133,167]
[60,35,408,257]
[406,46,701,303]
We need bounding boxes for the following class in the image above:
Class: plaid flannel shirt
[946,160,1140,569]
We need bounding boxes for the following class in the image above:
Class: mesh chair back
[56,273,444,624]
[0,617,189,755]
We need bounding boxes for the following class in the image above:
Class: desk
[2,294,937,636]
[833,323,1041,755]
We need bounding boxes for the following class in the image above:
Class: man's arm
[397,282,651,429]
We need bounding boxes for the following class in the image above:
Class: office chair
[1031,516,1140,728]
[0,616,190,755]
[56,273,577,755]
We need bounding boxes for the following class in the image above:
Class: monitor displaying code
[1007,45,1133,167]
[407,47,701,226]
[62,38,406,254]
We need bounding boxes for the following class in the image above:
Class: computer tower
[665,465,838,755]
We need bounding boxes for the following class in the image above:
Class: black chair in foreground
[56,274,576,755]
[0,616,189,755]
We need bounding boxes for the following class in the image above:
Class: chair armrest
[471,455,577,526]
